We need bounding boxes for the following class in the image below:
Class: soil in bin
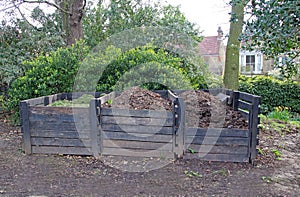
[103,87,248,129]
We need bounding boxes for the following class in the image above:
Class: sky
[1,0,231,37]
[165,0,231,37]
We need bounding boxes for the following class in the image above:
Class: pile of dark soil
[179,90,248,129]
[104,87,248,129]
[104,86,173,111]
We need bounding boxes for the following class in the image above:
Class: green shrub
[96,46,209,92]
[5,43,213,123]
[239,75,300,114]
[5,41,89,122]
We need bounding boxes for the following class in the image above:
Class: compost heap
[104,87,248,129]
[104,86,173,111]
[179,90,248,129]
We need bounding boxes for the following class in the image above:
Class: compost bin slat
[30,121,91,131]
[101,147,174,158]
[31,130,90,139]
[101,116,173,127]
[101,124,173,135]
[186,144,248,154]
[238,109,249,120]
[239,92,257,103]
[31,137,91,147]
[186,128,248,137]
[186,136,249,146]
[32,146,92,155]
[29,113,89,123]
[103,139,172,150]
[102,131,173,143]
[101,108,173,118]
[184,153,249,162]
[238,100,252,111]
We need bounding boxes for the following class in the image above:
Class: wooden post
[174,97,185,158]
[232,91,240,110]
[89,99,100,157]
[20,101,32,154]
[250,96,261,164]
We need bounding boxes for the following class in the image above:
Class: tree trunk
[60,0,84,46]
[223,1,247,90]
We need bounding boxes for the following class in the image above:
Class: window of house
[240,51,263,74]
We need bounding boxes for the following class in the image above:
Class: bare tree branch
[81,0,87,10]
[12,0,36,28]
[22,0,72,14]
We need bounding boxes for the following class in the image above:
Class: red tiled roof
[199,36,220,56]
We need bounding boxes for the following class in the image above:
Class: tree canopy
[242,0,300,78]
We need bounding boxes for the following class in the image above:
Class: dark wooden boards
[186,128,249,138]
[101,108,173,118]
[21,89,261,163]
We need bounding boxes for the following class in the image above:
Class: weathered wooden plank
[29,113,89,123]
[89,99,100,156]
[26,96,46,106]
[238,100,252,111]
[30,106,89,115]
[30,121,91,131]
[184,153,249,162]
[20,101,32,154]
[31,138,91,147]
[101,116,173,127]
[250,96,261,164]
[185,136,249,146]
[232,91,240,111]
[31,130,91,139]
[98,91,116,104]
[167,90,178,102]
[32,146,93,156]
[186,144,248,155]
[101,108,173,118]
[101,124,173,135]
[102,131,173,143]
[239,91,256,103]
[175,97,185,158]
[185,128,249,138]
[102,147,174,158]
[103,139,172,150]
[238,109,249,120]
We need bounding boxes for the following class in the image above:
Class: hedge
[239,75,300,114]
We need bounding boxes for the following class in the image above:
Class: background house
[199,27,274,76]
[198,27,225,75]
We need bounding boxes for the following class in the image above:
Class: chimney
[217,26,223,40]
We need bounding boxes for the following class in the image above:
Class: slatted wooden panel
[184,128,250,162]
[28,106,95,155]
[100,107,175,159]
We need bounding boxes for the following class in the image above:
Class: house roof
[199,36,221,56]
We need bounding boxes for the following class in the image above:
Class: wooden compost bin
[99,90,181,159]
[182,89,261,163]
[21,89,260,163]
[20,92,105,156]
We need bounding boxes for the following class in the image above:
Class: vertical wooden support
[20,101,32,154]
[174,98,185,158]
[89,99,100,157]
[250,96,261,164]
[44,96,49,106]
[232,91,240,110]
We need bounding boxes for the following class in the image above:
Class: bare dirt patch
[0,89,299,196]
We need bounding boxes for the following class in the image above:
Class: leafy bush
[5,43,214,123]
[5,41,89,122]
[239,75,300,114]
[96,46,209,91]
